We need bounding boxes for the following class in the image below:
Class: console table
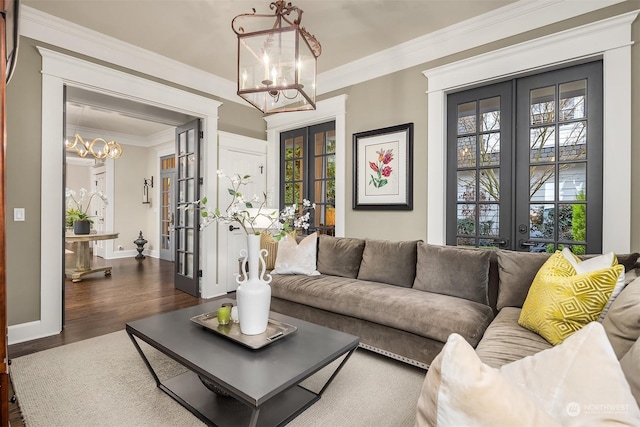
[65,232,119,282]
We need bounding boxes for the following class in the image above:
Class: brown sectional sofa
[269,235,640,372]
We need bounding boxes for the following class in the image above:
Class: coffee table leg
[249,407,261,427]
[126,331,161,386]
[316,347,358,396]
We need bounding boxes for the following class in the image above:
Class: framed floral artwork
[353,123,413,210]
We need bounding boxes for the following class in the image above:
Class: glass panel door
[516,62,602,253]
[174,119,201,296]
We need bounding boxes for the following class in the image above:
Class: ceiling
[24,0,517,141]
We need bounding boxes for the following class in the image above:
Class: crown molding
[318,0,626,94]
[66,125,174,148]
[21,5,239,104]
[22,1,626,101]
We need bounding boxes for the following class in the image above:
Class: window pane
[559,80,586,121]
[457,101,476,134]
[559,163,586,201]
[326,155,335,178]
[315,134,324,155]
[530,165,555,201]
[294,160,303,180]
[530,204,555,240]
[315,157,324,179]
[457,170,476,202]
[480,97,500,131]
[457,237,475,247]
[558,203,585,243]
[457,136,476,168]
[559,122,586,161]
[478,204,499,237]
[457,203,475,235]
[294,137,304,158]
[314,181,324,204]
[530,86,555,125]
[530,126,556,163]
[480,133,500,166]
[479,169,499,202]
[326,180,335,203]
[326,132,336,153]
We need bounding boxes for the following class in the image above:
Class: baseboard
[8,320,60,346]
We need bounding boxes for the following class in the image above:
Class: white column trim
[9,49,222,345]
[264,95,348,237]
[423,11,638,252]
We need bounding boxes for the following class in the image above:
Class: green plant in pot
[65,188,108,235]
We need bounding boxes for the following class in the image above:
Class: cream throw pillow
[271,232,320,276]
[416,322,640,427]
[562,248,625,321]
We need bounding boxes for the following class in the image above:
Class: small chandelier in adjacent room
[232,1,322,114]
[64,134,123,160]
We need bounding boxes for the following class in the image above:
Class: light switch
[14,208,25,222]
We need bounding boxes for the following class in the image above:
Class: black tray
[190,311,297,350]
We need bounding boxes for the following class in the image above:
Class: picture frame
[353,123,413,210]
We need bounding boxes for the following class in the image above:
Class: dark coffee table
[126,299,359,427]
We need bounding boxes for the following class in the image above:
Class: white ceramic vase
[236,233,272,335]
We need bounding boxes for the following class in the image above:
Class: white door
[91,169,107,258]
[218,134,267,292]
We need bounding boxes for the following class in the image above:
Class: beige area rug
[11,331,426,427]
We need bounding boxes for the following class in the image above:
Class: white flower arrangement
[186,170,315,240]
[65,187,108,226]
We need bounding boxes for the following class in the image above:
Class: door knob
[229,225,240,232]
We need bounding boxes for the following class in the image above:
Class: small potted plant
[65,188,108,235]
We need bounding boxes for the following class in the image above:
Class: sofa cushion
[270,274,493,346]
[417,322,640,427]
[518,251,622,345]
[416,332,559,427]
[496,250,551,310]
[476,307,552,368]
[316,235,365,278]
[271,232,320,276]
[621,338,640,407]
[603,276,640,359]
[357,239,419,288]
[413,243,490,305]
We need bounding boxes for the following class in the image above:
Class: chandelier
[232,1,322,114]
[64,134,123,159]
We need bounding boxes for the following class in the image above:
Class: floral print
[369,148,394,188]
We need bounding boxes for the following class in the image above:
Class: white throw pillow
[271,232,320,276]
[416,322,640,427]
[561,248,626,321]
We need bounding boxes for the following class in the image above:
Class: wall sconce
[143,176,153,204]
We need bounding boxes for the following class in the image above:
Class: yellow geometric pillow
[518,251,623,345]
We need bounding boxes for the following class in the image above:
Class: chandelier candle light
[65,133,123,160]
[232,0,322,114]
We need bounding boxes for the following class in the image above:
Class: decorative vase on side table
[236,233,272,335]
[73,219,91,235]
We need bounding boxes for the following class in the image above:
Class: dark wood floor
[8,256,222,425]
[9,256,207,358]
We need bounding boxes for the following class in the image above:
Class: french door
[174,119,201,296]
[447,61,603,253]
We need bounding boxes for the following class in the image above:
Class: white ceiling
[24,0,518,141]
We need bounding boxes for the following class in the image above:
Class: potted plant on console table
[184,170,312,336]
[65,188,108,235]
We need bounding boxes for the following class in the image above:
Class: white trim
[264,95,348,237]
[20,5,238,105]
[423,11,638,252]
[20,1,625,102]
[8,48,222,345]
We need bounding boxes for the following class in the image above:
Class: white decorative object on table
[236,233,272,335]
[182,170,315,336]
